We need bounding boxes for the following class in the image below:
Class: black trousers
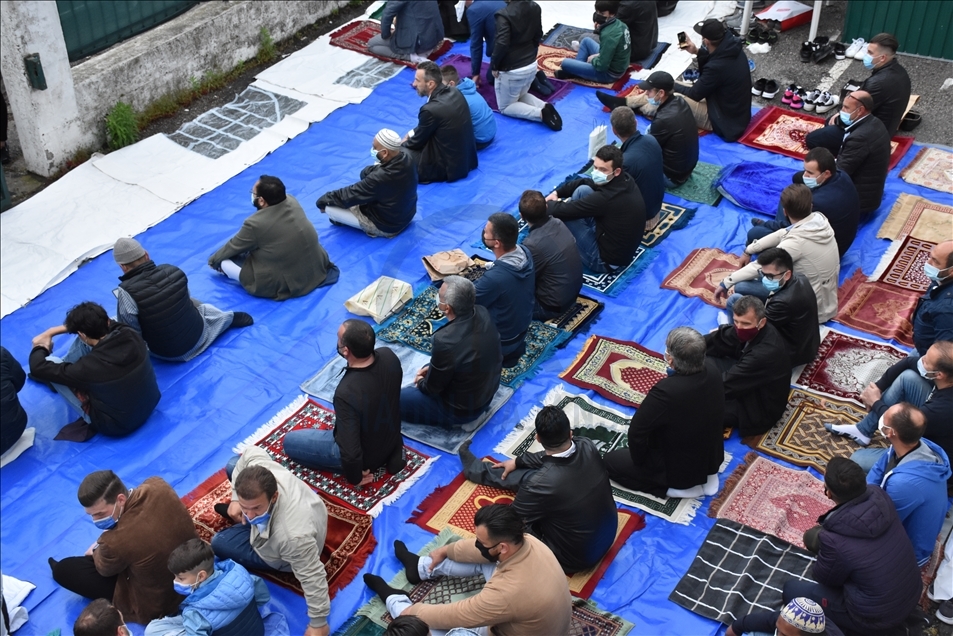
[50,555,117,602]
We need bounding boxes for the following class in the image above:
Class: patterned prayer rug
[442,54,574,112]
[544,294,605,339]
[794,329,909,404]
[328,21,453,69]
[877,193,953,243]
[747,388,888,473]
[739,106,914,169]
[407,471,645,598]
[559,335,667,408]
[642,202,697,248]
[709,452,833,550]
[543,23,670,70]
[584,246,658,297]
[833,269,918,348]
[901,147,953,194]
[871,235,936,293]
[181,469,375,597]
[231,396,435,516]
[669,519,815,625]
[300,345,431,403]
[661,248,748,308]
[537,44,636,91]
[376,285,572,388]
[664,161,723,206]
[332,58,404,90]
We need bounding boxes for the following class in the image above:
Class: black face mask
[475,539,500,563]
[592,12,608,25]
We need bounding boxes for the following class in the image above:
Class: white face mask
[877,414,890,437]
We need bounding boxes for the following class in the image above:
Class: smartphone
[677,31,688,48]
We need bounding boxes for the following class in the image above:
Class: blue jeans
[805,125,845,156]
[558,38,622,84]
[850,447,888,473]
[563,185,611,274]
[281,429,343,472]
[399,386,488,428]
[855,364,933,436]
[209,523,277,572]
[725,278,770,312]
[48,338,93,423]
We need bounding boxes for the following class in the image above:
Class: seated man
[209,176,339,299]
[547,144,646,273]
[1,346,28,456]
[441,65,496,149]
[518,190,583,321]
[459,406,618,573]
[726,596,844,636]
[283,320,405,485]
[402,61,478,184]
[316,129,418,238]
[636,72,698,187]
[859,403,951,566]
[364,504,572,634]
[113,238,253,361]
[476,213,535,365]
[367,0,444,63]
[49,470,198,624]
[717,184,839,324]
[400,276,502,428]
[464,0,506,87]
[604,327,725,498]
[756,248,820,367]
[610,106,664,228]
[787,458,921,635]
[806,91,891,217]
[74,600,131,636]
[914,240,953,356]
[29,302,161,441]
[618,0,658,63]
[749,148,860,256]
[555,1,631,84]
[828,341,953,468]
[213,446,330,636]
[705,296,791,436]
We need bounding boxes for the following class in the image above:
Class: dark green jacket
[593,18,630,75]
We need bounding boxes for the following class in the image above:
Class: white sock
[832,423,870,445]
[667,484,705,499]
[703,474,720,496]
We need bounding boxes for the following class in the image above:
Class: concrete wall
[1,0,349,176]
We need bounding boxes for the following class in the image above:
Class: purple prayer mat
[443,54,574,113]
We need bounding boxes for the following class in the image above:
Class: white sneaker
[802,89,821,112]
[844,37,866,58]
[571,40,580,52]
[825,422,871,446]
[814,92,838,114]
[853,41,868,60]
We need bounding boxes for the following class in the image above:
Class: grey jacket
[380,0,444,55]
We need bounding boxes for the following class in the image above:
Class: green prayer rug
[665,161,723,206]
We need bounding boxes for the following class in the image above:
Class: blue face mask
[647,95,660,107]
[802,175,819,189]
[924,262,948,283]
[244,502,273,530]
[839,110,853,126]
[590,170,610,185]
[862,53,874,69]
[93,500,122,530]
[762,277,782,292]
[173,581,195,596]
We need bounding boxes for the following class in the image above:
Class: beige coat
[406,534,572,635]
[723,212,840,322]
[231,446,330,628]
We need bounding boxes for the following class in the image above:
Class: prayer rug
[542,24,596,50]
[661,248,748,308]
[400,384,515,455]
[407,471,645,598]
[328,21,453,68]
[642,202,697,248]
[664,161,723,206]
[746,388,888,473]
[300,345,432,404]
[583,246,658,297]
[543,294,605,341]
[559,335,667,408]
[181,469,375,597]
[739,106,914,169]
[376,284,572,388]
[901,147,953,194]
[920,532,948,610]
[669,519,816,625]
[794,329,909,404]
[231,396,436,517]
[709,452,833,550]
[332,58,404,90]
[877,193,953,243]
[833,269,918,348]
[537,45,636,92]
[714,161,793,217]
[442,54,574,112]
[871,235,936,294]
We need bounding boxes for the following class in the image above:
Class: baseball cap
[637,71,675,92]
[694,18,727,40]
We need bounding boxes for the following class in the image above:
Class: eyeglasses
[758,269,788,281]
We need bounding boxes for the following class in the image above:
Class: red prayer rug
[794,329,909,404]
[408,470,645,599]
[536,44,636,91]
[709,453,833,550]
[872,235,936,294]
[661,247,748,308]
[181,469,375,597]
[234,396,435,516]
[329,20,453,68]
[559,335,666,408]
[739,106,914,169]
[832,269,919,348]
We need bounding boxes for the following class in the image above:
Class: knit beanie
[780,597,826,633]
[113,237,146,264]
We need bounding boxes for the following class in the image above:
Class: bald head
[847,91,874,114]
[931,241,953,271]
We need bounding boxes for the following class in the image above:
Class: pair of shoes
[813,41,834,63]
[751,78,780,99]
[596,90,627,110]
[781,83,798,104]
[541,103,562,131]
[833,42,847,59]
[844,37,866,58]
[747,23,778,45]
[814,92,838,114]
[824,422,871,446]
[783,85,806,109]
[937,600,953,626]
[802,88,822,111]
[531,70,555,96]
[230,312,254,328]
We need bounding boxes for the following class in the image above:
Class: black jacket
[764,273,820,367]
[705,323,791,436]
[403,84,478,184]
[522,217,583,314]
[802,169,860,256]
[419,305,502,414]
[29,323,160,436]
[490,0,542,72]
[513,438,618,573]
[617,0,658,62]
[1,346,28,456]
[835,114,891,215]
[317,151,418,234]
[649,95,699,184]
[862,58,911,137]
[913,278,953,356]
[673,32,752,141]
[548,173,646,267]
[119,261,204,359]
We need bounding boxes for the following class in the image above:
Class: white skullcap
[375,129,403,152]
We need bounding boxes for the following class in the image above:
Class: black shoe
[531,70,554,96]
[750,218,765,227]
[762,79,779,99]
[214,503,233,520]
[553,69,570,80]
[596,90,627,110]
[394,540,422,584]
[363,573,407,600]
[230,312,254,328]
[800,41,815,62]
[833,42,846,59]
[751,77,767,96]
[813,43,834,63]
[541,103,562,131]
